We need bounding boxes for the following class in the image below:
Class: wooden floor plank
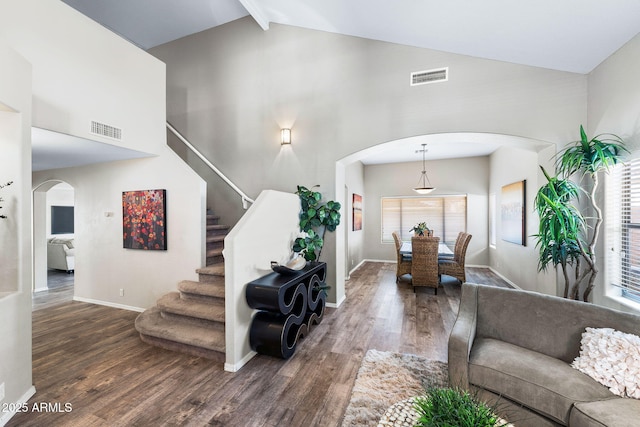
[8,263,510,427]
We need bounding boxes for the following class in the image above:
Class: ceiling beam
[237,0,269,30]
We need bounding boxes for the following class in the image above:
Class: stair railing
[167,122,255,209]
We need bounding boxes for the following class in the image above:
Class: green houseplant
[411,222,431,236]
[293,185,341,262]
[534,125,627,301]
[414,387,507,427]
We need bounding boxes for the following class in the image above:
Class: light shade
[281,128,291,145]
[413,186,435,195]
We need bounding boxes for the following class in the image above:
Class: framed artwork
[352,193,363,231]
[123,189,167,250]
[501,180,526,246]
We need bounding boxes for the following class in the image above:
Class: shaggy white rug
[341,349,449,427]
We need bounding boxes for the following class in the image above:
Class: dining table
[399,241,453,256]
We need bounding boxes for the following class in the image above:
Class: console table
[245,262,327,359]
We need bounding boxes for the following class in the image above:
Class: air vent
[410,67,448,86]
[91,120,122,140]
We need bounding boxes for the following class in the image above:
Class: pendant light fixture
[413,143,436,194]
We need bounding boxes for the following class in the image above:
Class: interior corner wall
[363,156,490,265]
[588,32,640,311]
[345,161,365,273]
[0,40,34,422]
[489,145,556,294]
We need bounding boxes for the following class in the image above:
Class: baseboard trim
[224,351,256,373]
[326,294,346,309]
[487,267,521,289]
[33,286,49,293]
[72,296,145,313]
[348,259,367,276]
[0,385,36,427]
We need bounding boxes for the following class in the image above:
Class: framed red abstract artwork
[122,189,167,250]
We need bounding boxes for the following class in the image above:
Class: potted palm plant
[534,125,627,301]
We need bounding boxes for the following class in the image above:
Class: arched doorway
[334,132,557,303]
[33,180,75,305]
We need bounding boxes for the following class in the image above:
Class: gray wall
[363,156,490,265]
[150,16,587,296]
[588,32,640,311]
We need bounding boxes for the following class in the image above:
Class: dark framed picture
[501,180,526,246]
[123,189,167,250]
[353,193,363,231]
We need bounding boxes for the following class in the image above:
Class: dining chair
[392,231,412,283]
[438,232,472,283]
[411,236,440,293]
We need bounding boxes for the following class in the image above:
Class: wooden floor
[10,263,510,427]
[32,269,74,311]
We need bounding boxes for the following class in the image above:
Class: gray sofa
[449,282,640,427]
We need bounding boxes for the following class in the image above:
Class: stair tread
[206,235,225,243]
[206,248,223,256]
[207,224,229,230]
[135,307,225,352]
[197,264,225,276]
[179,280,224,298]
[157,292,224,322]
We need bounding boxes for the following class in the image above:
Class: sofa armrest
[448,282,478,390]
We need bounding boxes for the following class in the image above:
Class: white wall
[33,150,206,311]
[588,32,640,312]
[362,156,490,265]
[489,144,556,293]
[150,17,587,299]
[345,161,365,274]
[0,40,34,425]
[223,190,300,371]
[0,0,165,155]
[0,0,207,311]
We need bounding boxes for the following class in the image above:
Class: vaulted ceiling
[62,0,640,74]
[35,0,640,169]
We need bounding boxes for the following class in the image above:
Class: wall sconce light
[281,128,291,145]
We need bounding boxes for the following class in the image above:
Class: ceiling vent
[91,120,122,141]
[410,67,448,86]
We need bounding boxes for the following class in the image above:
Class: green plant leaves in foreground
[414,387,506,427]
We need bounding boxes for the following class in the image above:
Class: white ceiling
[32,128,152,172]
[38,0,640,169]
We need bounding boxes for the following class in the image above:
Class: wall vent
[410,67,448,86]
[91,120,122,140]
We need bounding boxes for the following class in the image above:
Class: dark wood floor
[11,263,510,427]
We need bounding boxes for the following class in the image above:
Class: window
[381,195,467,246]
[606,158,640,302]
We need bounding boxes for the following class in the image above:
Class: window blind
[381,195,467,246]
[606,159,640,302]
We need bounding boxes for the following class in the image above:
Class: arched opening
[33,180,76,307]
[334,132,558,304]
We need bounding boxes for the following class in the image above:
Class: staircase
[134,212,229,362]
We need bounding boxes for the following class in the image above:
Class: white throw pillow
[572,327,640,399]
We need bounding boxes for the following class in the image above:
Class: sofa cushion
[469,338,615,425]
[572,327,640,399]
[570,398,640,427]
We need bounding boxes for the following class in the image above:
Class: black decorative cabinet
[246,262,327,359]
